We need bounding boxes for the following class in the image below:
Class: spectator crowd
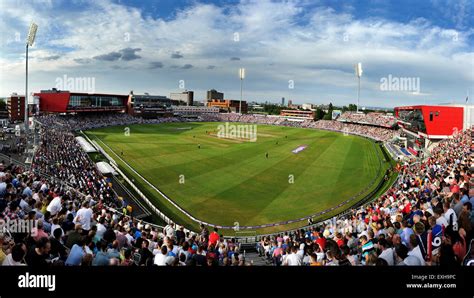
[203,113,398,141]
[338,112,398,128]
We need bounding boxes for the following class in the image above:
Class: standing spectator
[209,228,219,246]
[74,201,93,234]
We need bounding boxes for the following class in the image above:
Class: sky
[0,0,473,108]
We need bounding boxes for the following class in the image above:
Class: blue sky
[0,0,472,108]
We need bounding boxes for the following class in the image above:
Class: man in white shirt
[96,217,107,239]
[297,243,305,258]
[443,202,458,230]
[154,245,169,266]
[284,246,302,266]
[377,238,395,265]
[408,242,425,266]
[434,208,449,228]
[46,196,63,216]
[73,201,93,232]
[40,182,49,193]
[164,223,175,238]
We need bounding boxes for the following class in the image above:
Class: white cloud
[0,0,472,108]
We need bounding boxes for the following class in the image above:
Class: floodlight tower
[25,22,38,133]
[239,68,245,114]
[355,62,363,113]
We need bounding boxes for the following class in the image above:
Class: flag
[466,96,469,103]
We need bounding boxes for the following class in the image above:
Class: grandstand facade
[394,104,473,155]
[34,89,129,114]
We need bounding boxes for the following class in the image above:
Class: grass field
[86,122,391,232]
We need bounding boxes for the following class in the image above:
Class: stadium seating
[338,112,398,128]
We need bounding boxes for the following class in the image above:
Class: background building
[128,92,173,118]
[280,109,314,119]
[34,89,128,114]
[7,94,25,122]
[207,99,247,113]
[394,104,473,154]
[170,91,194,106]
[206,89,224,101]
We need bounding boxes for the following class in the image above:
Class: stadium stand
[338,112,398,128]
[202,114,398,141]
[385,143,413,161]
[0,113,471,266]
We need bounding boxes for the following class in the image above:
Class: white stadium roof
[75,136,97,153]
[96,161,117,175]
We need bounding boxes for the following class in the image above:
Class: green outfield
[86,122,390,232]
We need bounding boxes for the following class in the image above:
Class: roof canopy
[75,136,97,153]
[96,161,116,175]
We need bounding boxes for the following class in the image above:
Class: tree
[322,113,332,120]
[262,103,284,115]
[314,108,326,120]
[327,102,334,120]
